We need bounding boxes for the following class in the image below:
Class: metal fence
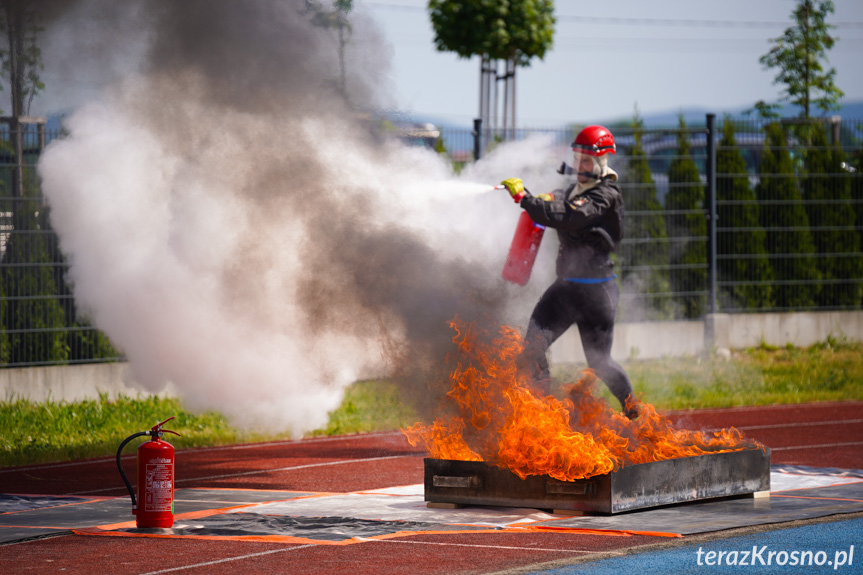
[1,115,861,367]
[442,115,863,321]
[0,119,121,368]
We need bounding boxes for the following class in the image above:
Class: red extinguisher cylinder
[117,416,180,529]
[135,436,175,528]
[502,211,545,286]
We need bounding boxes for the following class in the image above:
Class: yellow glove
[500,178,526,203]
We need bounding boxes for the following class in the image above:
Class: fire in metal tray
[403,318,765,483]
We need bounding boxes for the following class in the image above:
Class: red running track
[0,400,861,575]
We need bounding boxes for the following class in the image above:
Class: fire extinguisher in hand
[117,416,181,528]
[497,179,546,286]
[502,211,545,286]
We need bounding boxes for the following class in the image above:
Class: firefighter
[500,125,638,419]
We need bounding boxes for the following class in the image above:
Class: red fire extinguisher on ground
[116,416,180,528]
[502,211,545,286]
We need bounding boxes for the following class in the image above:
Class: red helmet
[571,125,616,157]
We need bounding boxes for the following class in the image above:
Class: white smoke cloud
[36,1,567,435]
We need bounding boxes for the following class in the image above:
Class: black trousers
[518,278,634,409]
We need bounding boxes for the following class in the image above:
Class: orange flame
[402,318,761,481]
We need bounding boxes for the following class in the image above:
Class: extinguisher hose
[116,431,149,509]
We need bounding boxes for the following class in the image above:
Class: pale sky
[360,0,863,126]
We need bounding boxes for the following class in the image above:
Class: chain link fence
[1,115,861,367]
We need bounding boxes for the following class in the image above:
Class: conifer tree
[758,0,843,120]
[716,119,774,310]
[619,116,671,320]
[1,173,68,364]
[756,122,821,308]
[802,126,861,307]
[665,116,706,318]
[851,139,863,289]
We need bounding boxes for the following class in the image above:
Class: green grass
[555,337,863,410]
[306,379,417,437]
[0,394,281,467]
[3,339,862,467]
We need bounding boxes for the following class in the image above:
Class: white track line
[0,456,137,474]
[174,454,418,484]
[0,431,408,474]
[737,418,863,431]
[133,538,614,575]
[770,441,863,452]
[179,431,405,453]
[671,401,860,415]
[135,545,315,575]
[361,538,624,554]
[70,454,419,495]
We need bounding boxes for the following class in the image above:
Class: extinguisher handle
[149,416,181,438]
[151,416,176,432]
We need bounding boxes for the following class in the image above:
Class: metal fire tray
[424,448,770,514]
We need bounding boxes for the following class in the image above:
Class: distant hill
[624,100,863,128]
[409,100,863,131]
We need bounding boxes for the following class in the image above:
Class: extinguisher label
[144,463,173,513]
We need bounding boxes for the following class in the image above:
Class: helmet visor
[573,148,601,181]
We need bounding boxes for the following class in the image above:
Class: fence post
[37,122,46,151]
[830,115,841,144]
[11,117,25,198]
[703,113,730,354]
[473,118,482,162]
[706,114,717,315]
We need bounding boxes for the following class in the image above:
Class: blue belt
[564,274,617,284]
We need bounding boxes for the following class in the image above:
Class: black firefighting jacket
[519,177,624,279]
